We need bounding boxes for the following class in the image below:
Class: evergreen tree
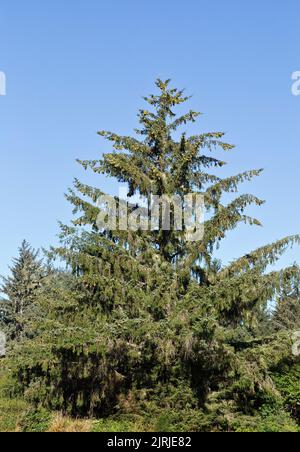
[268,270,300,426]
[9,81,300,430]
[272,268,300,331]
[1,240,45,339]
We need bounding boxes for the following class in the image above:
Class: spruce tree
[270,270,300,426]
[272,268,300,331]
[1,240,45,339]
[10,81,300,429]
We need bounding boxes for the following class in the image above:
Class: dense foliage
[1,80,299,432]
[0,240,45,341]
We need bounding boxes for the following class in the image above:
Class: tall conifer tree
[11,81,300,428]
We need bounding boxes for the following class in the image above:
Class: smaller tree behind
[1,240,45,340]
[272,268,300,331]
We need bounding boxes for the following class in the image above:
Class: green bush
[0,368,28,432]
[231,405,299,433]
[0,397,28,432]
[273,364,300,423]
[92,416,147,432]
[18,407,52,433]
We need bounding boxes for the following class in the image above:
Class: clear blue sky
[0,0,299,276]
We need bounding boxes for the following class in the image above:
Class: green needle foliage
[272,268,300,332]
[5,80,300,431]
[1,240,45,341]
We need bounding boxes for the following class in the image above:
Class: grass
[47,413,92,433]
